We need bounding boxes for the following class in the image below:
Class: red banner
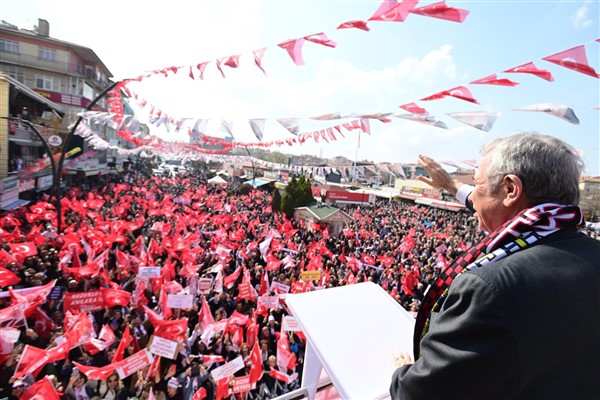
[232,375,255,394]
[115,349,154,379]
[63,290,105,313]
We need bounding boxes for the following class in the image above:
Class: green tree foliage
[271,188,282,213]
[281,174,315,219]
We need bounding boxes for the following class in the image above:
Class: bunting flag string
[125,0,470,83]
[87,34,598,161]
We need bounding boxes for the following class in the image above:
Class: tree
[281,176,298,219]
[281,174,315,219]
[271,188,282,213]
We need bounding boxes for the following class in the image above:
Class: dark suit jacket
[391,230,600,399]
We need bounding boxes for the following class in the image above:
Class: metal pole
[352,131,360,183]
[2,117,57,200]
[54,80,120,232]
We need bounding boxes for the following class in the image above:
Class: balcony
[1,51,112,88]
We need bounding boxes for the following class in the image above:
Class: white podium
[286,282,415,400]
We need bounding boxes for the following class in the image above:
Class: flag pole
[352,131,360,183]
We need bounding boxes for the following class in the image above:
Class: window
[0,39,19,53]
[38,47,57,62]
[70,76,83,95]
[0,65,24,83]
[35,75,61,91]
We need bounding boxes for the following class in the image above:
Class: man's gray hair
[481,132,583,205]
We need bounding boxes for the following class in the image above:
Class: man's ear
[502,174,524,207]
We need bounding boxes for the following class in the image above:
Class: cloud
[572,4,593,28]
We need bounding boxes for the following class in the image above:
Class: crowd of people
[1,163,496,400]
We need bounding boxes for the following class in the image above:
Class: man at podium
[390,133,600,399]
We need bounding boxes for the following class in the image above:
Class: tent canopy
[208,175,228,186]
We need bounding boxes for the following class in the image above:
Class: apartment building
[0,18,119,208]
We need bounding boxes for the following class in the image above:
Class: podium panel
[286,282,415,400]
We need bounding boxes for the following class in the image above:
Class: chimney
[36,18,49,37]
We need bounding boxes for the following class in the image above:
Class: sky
[3,0,600,175]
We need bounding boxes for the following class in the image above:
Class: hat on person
[267,315,275,323]
[167,377,180,388]
[12,380,25,388]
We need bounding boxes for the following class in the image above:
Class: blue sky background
[3,0,599,174]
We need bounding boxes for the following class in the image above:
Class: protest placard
[63,290,104,313]
[198,278,213,294]
[269,282,290,295]
[232,376,256,394]
[166,294,193,309]
[148,335,179,360]
[210,356,244,381]
[138,266,162,278]
[116,349,154,379]
[257,296,281,310]
[282,315,301,332]
[301,270,322,282]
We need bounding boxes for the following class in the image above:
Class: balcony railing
[0,51,112,88]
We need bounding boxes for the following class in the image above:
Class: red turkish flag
[399,102,428,114]
[504,62,554,82]
[13,345,47,379]
[278,38,306,66]
[248,342,263,384]
[32,307,55,340]
[192,387,207,400]
[198,297,215,331]
[269,368,296,383]
[409,0,470,22]
[63,311,94,349]
[470,74,519,87]
[421,86,479,104]
[253,47,267,75]
[401,271,419,297]
[21,377,60,400]
[101,287,132,307]
[276,332,297,371]
[259,270,270,296]
[0,302,26,328]
[304,32,337,48]
[361,254,376,266]
[0,266,20,287]
[337,20,370,31]
[73,361,116,380]
[543,45,600,78]
[369,0,418,22]
[228,311,251,326]
[153,318,188,342]
[377,255,395,268]
[8,242,37,261]
[112,325,132,363]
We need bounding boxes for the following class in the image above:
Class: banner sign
[269,282,290,295]
[148,335,179,360]
[210,356,245,381]
[232,376,256,394]
[257,296,281,310]
[63,290,104,313]
[198,278,213,294]
[300,270,322,281]
[116,349,154,379]
[138,267,161,278]
[166,294,193,309]
[48,286,65,301]
[282,315,301,332]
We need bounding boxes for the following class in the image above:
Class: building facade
[0,18,124,208]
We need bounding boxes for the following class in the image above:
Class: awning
[244,178,271,188]
[1,199,30,211]
[8,137,44,147]
[1,73,64,115]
